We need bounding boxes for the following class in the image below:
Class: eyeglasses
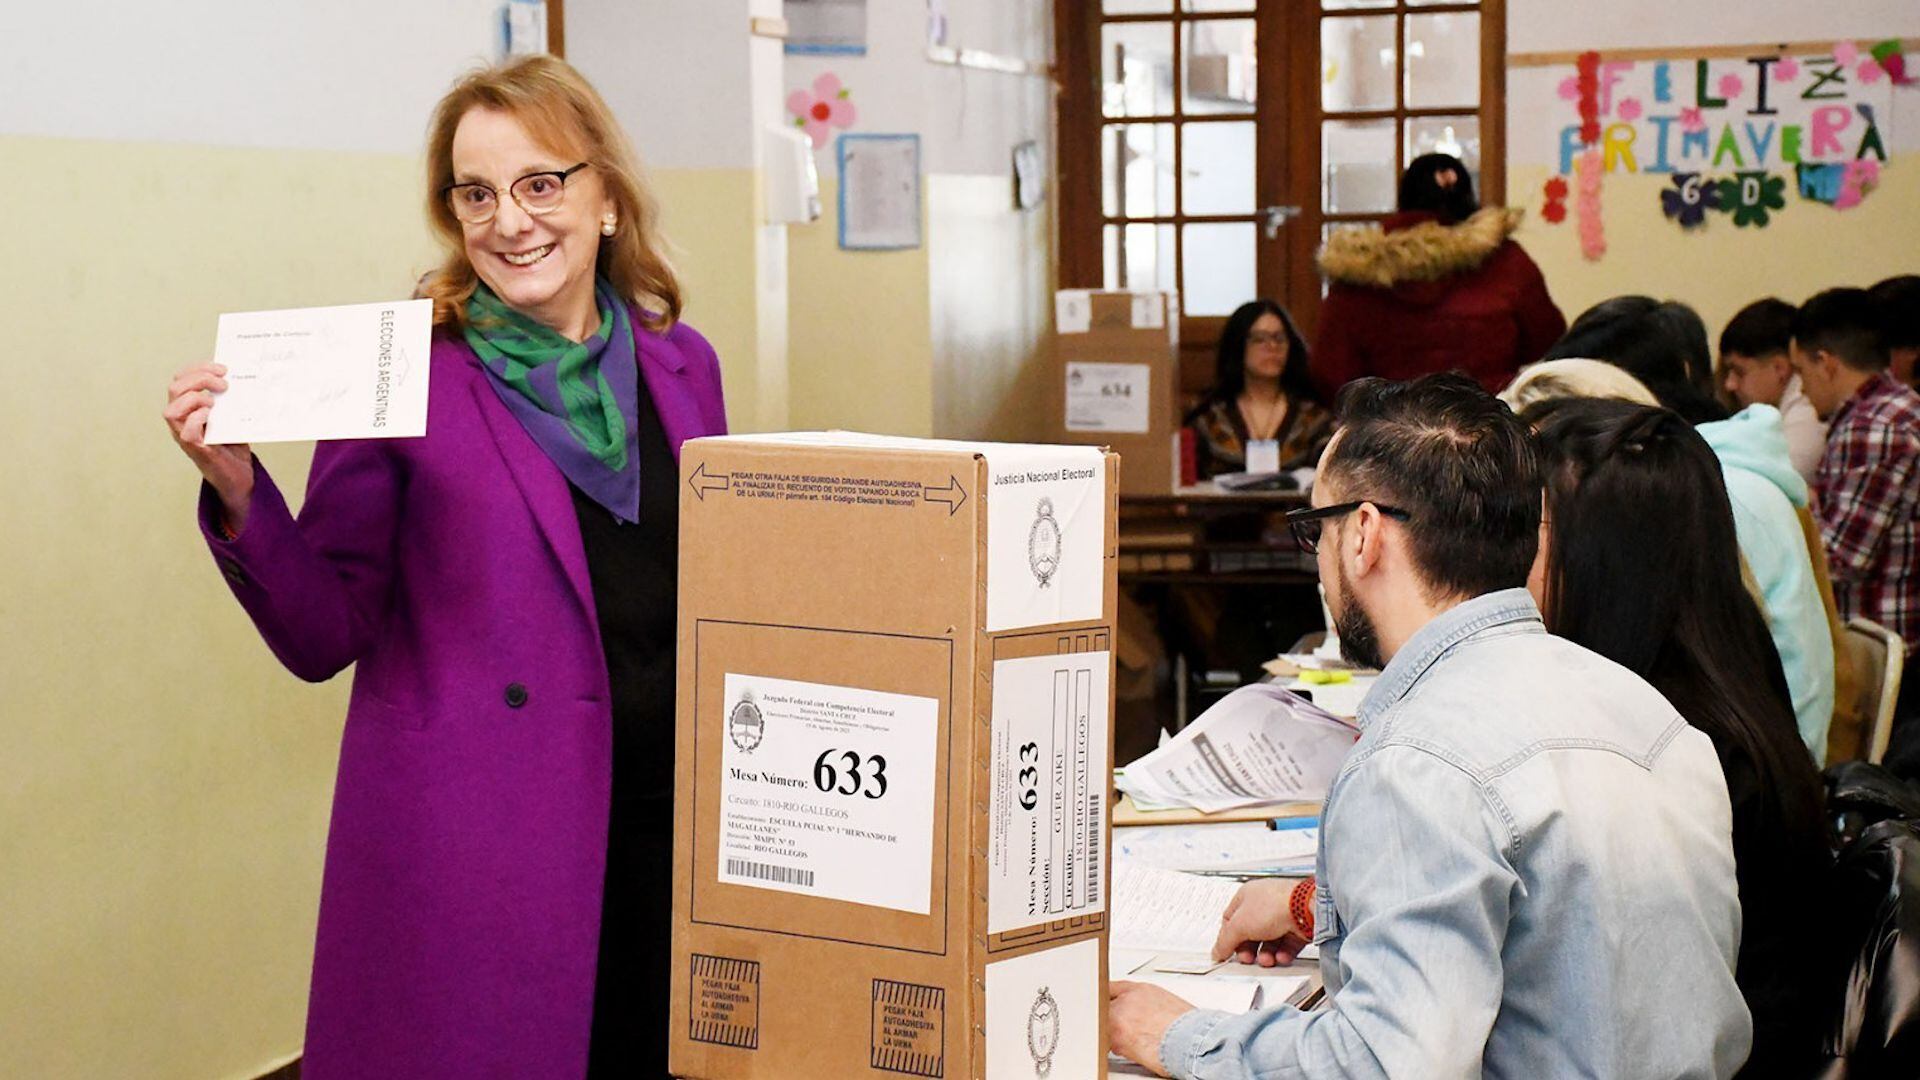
[441,162,591,225]
[1285,500,1412,554]
[1247,331,1288,348]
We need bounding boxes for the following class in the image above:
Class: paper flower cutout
[1541,176,1569,225]
[1577,52,1602,145]
[1718,172,1787,228]
[1660,172,1721,228]
[1869,40,1911,85]
[1679,106,1706,133]
[1836,159,1883,210]
[1717,73,1746,99]
[1774,56,1801,81]
[1858,58,1886,84]
[1557,75,1581,101]
[1833,41,1861,67]
[1575,149,1606,260]
[787,73,857,149]
[1618,97,1644,121]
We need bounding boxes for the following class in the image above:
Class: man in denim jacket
[1110,374,1750,1078]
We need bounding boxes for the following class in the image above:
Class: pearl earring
[600,215,617,237]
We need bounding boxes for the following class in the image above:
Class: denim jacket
[1161,590,1751,1079]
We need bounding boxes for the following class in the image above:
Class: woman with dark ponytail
[1524,397,1834,1078]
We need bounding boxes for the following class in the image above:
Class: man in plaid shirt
[1793,288,1920,661]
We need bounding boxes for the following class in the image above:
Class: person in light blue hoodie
[1696,404,1835,761]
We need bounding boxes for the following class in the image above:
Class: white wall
[1511,0,1920,53]
[0,0,500,151]
[783,0,1052,176]
[568,0,759,169]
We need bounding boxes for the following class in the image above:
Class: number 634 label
[718,673,939,914]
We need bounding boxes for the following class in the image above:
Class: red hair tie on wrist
[1290,877,1317,939]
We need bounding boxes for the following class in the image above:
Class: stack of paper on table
[1115,821,1318,876]
[1108,862,1313,1074]
[1116,683,1359,813]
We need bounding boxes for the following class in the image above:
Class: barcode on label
[1086,792,1102,905]
[726,858,815,888]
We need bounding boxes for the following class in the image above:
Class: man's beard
[1334,562,1386,671]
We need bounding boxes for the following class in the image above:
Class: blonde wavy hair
[1498,358,1660,412]
[420,55,681,332]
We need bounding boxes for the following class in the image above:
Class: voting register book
[670,433,1118,1079]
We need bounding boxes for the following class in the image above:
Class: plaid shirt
[1815,372,1920,649]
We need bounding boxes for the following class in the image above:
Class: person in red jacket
[1312,153,1565,401]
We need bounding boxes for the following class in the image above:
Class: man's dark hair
[1545,295,1729,423]
[1326,372,1540,599]
[1792,287,1888,372]
[1397,153,1479,225]
[1719,297,1797,359]
[1869,275,1920,351]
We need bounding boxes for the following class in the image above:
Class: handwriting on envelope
[206,298,431,444]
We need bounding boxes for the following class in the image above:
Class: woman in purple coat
[161,57,726,1077]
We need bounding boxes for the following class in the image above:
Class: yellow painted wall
[0,138,778,1079]
[0,134,430,1080]
[787,177,935,435]
[1508,161,1920,338]
[788,174,1055,441]
[651,167,786,431]
[927,174,1055,443]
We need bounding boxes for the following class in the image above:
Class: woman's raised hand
[164,362,254,530]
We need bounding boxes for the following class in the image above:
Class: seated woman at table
[1185,299,1331,479]
[1523,397,1834,1077]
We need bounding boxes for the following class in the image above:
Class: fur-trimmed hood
[1318,207,1524,293]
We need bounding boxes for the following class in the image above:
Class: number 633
[812,748,888,799]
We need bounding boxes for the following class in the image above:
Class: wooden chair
[1843,618,1906,764]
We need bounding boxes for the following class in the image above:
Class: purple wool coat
[200,307,727,1078]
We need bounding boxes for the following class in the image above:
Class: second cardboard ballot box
[670,433,1118,1079]
[1052,289,1179,496]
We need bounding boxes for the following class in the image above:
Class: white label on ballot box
[989,652,1112,933]
[983,445,1106,633]
[985,938,1101,1080]
[717,673,939,914]
[1055,290,1093,334]
[1130,293,1165,329]
[1064,362,1151,434]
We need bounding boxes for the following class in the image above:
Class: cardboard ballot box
[670,433,1119,1080]
[1052,290,1180,495]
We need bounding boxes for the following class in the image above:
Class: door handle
[1261,205,1302,239]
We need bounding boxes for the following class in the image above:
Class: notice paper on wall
[1116,683,1359,812]
[985,938,1101,1080]
[988,652,1112,934]
[206,298,431,445]
[1064,362,1151,434]
[716,673,938,913]
[983,445,1107,631]
[838,134,920,250]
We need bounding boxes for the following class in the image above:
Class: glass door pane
[1404,13,1480,109]
[1102,22,1176,117]
[1184,19,1257,116]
